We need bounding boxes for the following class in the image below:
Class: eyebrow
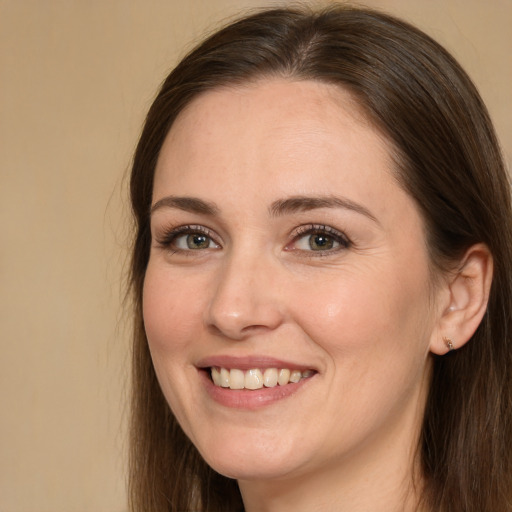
[150,194,378,224]
[150,196,220,216]
[269,195,379,223]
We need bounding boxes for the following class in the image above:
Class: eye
[175,233,216,250]
[288,224,350,253]
[295,232,339,251]
[156,225,221,252]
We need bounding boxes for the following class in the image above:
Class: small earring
[443,336,455,352]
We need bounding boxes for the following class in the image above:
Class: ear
[430,243,493,355]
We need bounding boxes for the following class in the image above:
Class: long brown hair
[128,6,512,511]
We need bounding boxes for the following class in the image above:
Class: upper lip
[196,355,316,372]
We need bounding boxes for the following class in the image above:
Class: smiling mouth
[209,367,316,390]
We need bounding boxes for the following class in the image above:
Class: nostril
[206,324,224,337]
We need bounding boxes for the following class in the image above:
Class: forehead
[173,78,372,131]
[164,79,380,146]
[154,79,395,195]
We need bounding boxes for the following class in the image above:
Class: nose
[204,251,285,341]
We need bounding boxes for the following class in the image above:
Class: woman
[128,5,512,511]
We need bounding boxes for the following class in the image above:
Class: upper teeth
[210,367,314,390]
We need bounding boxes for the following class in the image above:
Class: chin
[195,432,305,481]
[206,456,300,481]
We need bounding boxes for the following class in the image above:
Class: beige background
[1,1,510,511]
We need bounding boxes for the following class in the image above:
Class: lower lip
[200,370,314,410]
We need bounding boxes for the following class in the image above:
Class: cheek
[292,266,433,435]
[142,265,201,356]
[291,261,433,360]
[142,266,207,427]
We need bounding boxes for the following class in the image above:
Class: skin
[143,79,451,511]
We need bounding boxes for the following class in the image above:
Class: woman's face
[143,80,442,482]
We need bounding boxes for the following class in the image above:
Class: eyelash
[156,224,220,254]
[155,223,351,256]
[288,224,351,255]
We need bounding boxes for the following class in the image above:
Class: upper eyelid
[154,224,221,245]
[286,224,352,254]
[291,224,350,240]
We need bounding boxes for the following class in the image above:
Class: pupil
[310,234,333,250]
[187,234,208,249]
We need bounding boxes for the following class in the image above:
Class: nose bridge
[205,244,283,340]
